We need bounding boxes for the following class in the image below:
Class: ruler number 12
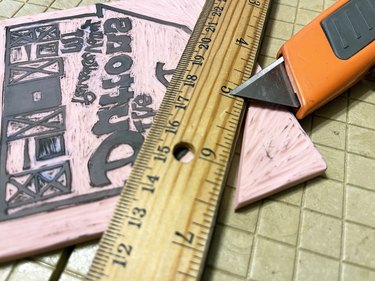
[112,243,133,268]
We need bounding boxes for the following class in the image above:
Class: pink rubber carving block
[235,102,327,209]
[0,0,204,262]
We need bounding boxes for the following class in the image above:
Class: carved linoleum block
[0,0,204,262]
[235,102,327,209]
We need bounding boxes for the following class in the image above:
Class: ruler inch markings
[88,0,272,279]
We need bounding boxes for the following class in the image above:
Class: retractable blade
[232,0,375,119]
[232,57,300,108]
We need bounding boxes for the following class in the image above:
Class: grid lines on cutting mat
[0,0,375,280]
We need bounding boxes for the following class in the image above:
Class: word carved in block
[0,0,204,261]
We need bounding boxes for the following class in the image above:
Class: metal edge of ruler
[86,0,272,280]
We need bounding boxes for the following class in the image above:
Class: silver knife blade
[231,57,300,108]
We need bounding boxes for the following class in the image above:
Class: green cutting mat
[1,0,375,280]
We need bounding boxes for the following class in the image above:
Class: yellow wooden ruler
[86,0,271,279]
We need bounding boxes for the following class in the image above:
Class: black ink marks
[62,19,104,55]
[5,162,72,209]
[36,41,59,58]
[72,20,105,105]
[105,55,133,74]
[104,18,132,33]
[88,129,143,186]
[8,57,63,85]
[10,24,60,47]
[92,104,131,135]
[0,4,192,221]
[102,74,133,91]
[5,77,62,116]
[131,94,155,133]
[156,62,175,88]
[23,139,31,170]
[7,107,65,141]
[82,20,104,54]
[90,17,141,187]
[35,134,66,161]
[72,53,99,105]
[61,29,84,54]
[25,45,32,60]
[2,21,70,219]
[104,18,132,54]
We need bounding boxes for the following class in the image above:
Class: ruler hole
[173,142,195,163]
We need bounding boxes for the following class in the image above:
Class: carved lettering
[88,129,143,187]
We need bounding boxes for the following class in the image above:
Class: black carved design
[10,24,60,47]
[5,162,71,208]
[7,107,65,141]
[0,4,192,222]
[35,133,65,161]
[156,62,174,88]
[35,25,60,42]
[61,30,84,54]
[9,29,34,47]
[36,41,59,58]
[9,57,63,85]
[5,78,62,117]
[23,139,31,170]
[25,45,32,60]
[88,129,143,187]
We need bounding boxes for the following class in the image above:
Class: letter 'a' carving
[0,0,203,262]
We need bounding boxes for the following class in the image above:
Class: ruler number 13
[128,207,147,229]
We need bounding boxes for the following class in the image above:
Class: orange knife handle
[278,0,375,119]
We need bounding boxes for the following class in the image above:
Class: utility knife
[232,0,375,119]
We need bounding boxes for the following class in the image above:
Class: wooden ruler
[87,0,271,279]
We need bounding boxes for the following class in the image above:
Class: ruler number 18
[184,74,198,88]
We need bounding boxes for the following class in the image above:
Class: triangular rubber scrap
[235,102,327,209]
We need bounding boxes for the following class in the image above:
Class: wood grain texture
[87,0,272,279]
[0,0,204,262]
[235,102,327,209]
